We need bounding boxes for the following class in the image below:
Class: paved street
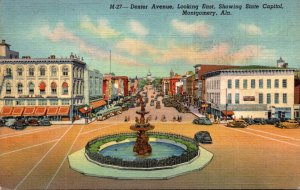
[1,90,300,189]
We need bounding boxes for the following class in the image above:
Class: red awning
[23,107,36,116]
[58,107,70,116]
[91,99,106,109]
[222,110,234,116]
[0,107,13,116]
[47,107,59,116]
[39,82,46,90]
[79,107,92,114]
[35,107,47,116]
[62,82,68,88]
[11,107,25,116]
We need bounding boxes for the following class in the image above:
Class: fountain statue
[130,95,155,155]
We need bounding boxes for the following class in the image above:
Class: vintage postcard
[0,0,299,189]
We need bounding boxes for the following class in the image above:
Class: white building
[204,68,295,119]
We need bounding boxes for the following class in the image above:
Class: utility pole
[225,88,228,121]
[109,50,111,74]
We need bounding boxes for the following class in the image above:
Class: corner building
[0,55,86,121]
[204,68,296,119]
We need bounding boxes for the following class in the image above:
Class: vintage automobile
[27,118,40,126]
[150,100,155,106]
[156,101,161,109]
[39,118,51,126]
[243,118,255,125]
[226,119,248,128]
[96,106,122,121]
[194,131,212,144]
[276,119,299,129]
[193,117,212,125]
[265,118,280,125]
[0,118,6,127]
[5,118,17,128]
[253,118,267,125]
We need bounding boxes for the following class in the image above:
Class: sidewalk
[189,106,206,118]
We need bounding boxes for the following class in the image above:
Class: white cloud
[129,20,148,36]
[171,19,213,37]
[239,24,262,35]
[115,38,159,56]
[41,22,142,66]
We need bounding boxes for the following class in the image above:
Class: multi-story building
[0,44,86,121]
[294,70,300,118]
[103,74,128,102]
[0,40,19,59]
[162,69,182,96]
[204,67,296,119]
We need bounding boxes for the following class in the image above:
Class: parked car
[193,117,212,125]
[27,118,40,126]
[0,118,6,127]
[253,118,267,125]
[150,100,155,106]
[156,101,161,109]
[194,131,212,144]
[242,118,254,125]
[265,118,280,125]
[295,118,300,124]
[5,118,17,128]
[276,119,299,129]
[226,119,248,128]
[39,118,51,126]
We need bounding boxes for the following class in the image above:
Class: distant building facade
[0,40,19,59]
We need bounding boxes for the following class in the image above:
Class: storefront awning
[47,107,59,116]
[11,107,24,116]
[91,99,106,109]
[35,107,47,116]
[0,107,13,116]
[58,107,70,116]
[79,107,92,114]
[222,110,234,116]
[23,107,36,116]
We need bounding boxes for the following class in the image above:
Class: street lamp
[84,105,88,124]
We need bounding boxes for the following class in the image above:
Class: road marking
[222,126,300,147]
[0,125,68,139]
[45,125,84,189]
[246,128,300,141]
[0,139,59,157]
[80,124,118,135]
[14,126,73,190]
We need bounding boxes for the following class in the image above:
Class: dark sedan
[193,117,212,125]
[194,131,212,144]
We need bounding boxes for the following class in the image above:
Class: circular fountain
[68,94,213,179]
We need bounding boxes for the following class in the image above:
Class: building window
[17,83,23,94]
[16,100,25,105]
[235,93,239,104]
[50,99,58,105]
[51,66,57,77]
[39,82,46,94]
[29,82,34,94]
[274,79,279,88]
[267,93,271,104]
[61,99,70,105]
[251,79,255,88]
[29,67,35,76]
[62,82,69,94]
[40,67,46,76]
[6,82,11,94]
[38,99,47,105]
[259,79,263,89]
[27,99,36,105]
[243,79,247,89]
[62,67,68,76]
[267,79,271,88]
[282,79,287,88]
[259,93,263,104]
[51,82,57,94]
[274,93,279,104]
[228,93,232,104]
[235,79,239,89]
[5,100,13,106]
[6,68,12,76]
[227,79,232,89]
[17,68,23,76]
[283,93,287,103]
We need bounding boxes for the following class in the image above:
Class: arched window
[17,83,23,94]
[17,67,23,76]
[40,67,46,76]
[39,82,46,94]
[51,66,57,77]
[51,82,57,94]
[62,82,68,94]
[6,82,11,94]
[29,67,35,76]
[6,68,12,76]
[62,67,68,76]
[29,82,34,94]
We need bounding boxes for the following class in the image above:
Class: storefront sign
[243,96,255,101]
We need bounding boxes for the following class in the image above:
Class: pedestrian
[124,116,128,122]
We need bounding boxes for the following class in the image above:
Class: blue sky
[1,0,299,77]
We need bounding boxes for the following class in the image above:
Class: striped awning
[91,99,106,109]
[35,107,47,116]
[0,107,13,116]
[47,107,59,116]
[23,107,36,116]
[58,107,70,116]
[11,107,24,116]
